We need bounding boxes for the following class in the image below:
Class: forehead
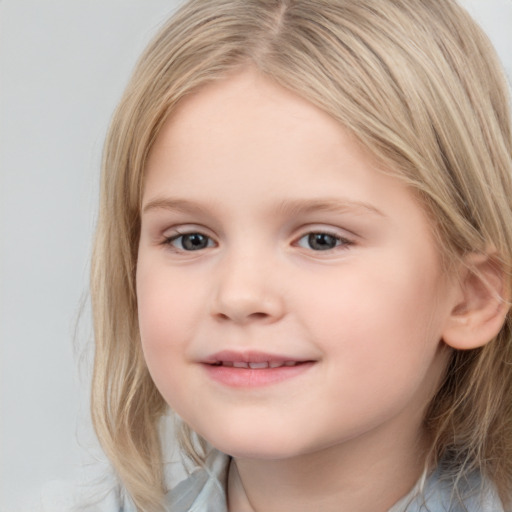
[144,69,435,239]
[147,69,380,189]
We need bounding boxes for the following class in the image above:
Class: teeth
[217,361,300,368]
[248,362,269,369]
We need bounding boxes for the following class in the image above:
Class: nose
[210,251,285,324]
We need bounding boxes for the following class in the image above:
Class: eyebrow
[142,196,385,218]
[142,197,214,215]
[274,198,386,218]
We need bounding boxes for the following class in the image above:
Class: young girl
[90,0,512,510]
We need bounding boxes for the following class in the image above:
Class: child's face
[137,69,457,460]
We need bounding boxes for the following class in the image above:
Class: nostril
[249,312,269,320]
[214,311,269,322]
[213,310,275,324]
[211,292,285,323]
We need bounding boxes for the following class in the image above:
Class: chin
[184,408,326,460]
[202,427,311,461]
[219,443,302,460]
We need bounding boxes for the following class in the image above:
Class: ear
[442,252,509,350]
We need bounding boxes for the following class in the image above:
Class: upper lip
[203,350,312,365]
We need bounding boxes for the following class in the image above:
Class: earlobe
[442,252,510,350]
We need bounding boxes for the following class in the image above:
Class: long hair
[90,1,512,510]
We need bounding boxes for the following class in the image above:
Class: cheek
[138,279,175,349]
[301,256,446,381]
[137,258,201,341]
[294,269,447,440]
[136,263,198,394]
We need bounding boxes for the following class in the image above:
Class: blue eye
[166,232,215,251]
[297,232,349,251]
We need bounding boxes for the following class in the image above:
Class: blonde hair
[90,0,512,510]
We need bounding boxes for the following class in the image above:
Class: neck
[227,420,429,512]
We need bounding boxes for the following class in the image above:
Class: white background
[0,1,511,510]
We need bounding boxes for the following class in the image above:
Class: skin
[136,68,462,512]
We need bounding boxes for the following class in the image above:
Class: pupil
[183,234,208,250]
[308,233,336,250]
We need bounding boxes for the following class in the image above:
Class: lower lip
[202,362,315,388]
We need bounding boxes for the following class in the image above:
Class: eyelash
[295,232,353,251]
[162,229,354,253]
[163,231,216,252]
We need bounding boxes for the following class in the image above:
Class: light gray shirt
[166,450,505,512]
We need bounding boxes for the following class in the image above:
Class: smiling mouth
[203,353,315,387]
[202,350,315,386]
[209,361,305,369]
